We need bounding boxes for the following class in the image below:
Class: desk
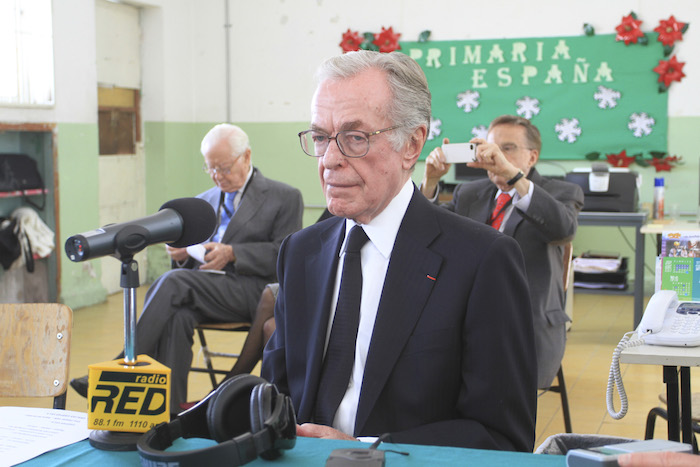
[20,436,566,466]
[640,219,700,236]
[621,341,700,449]
[577,211,648,328]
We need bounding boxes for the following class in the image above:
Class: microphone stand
[122,258,139,365]
[88,256,144,451]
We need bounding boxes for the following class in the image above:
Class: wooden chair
[0,303,72,409]
[189,321,251,390]
[538,242,574,433]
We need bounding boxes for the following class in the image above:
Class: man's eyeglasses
[499,143,534,155]
[203,156,241,175]
[298,125,402,158]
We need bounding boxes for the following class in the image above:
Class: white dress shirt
[323,179,414,436]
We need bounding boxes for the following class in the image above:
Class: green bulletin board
[400,34,668,160]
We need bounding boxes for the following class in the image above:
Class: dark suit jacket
[176,167,304,311]
[443,168,584,388]
[262,187,537,451]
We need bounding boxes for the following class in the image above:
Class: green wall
[57,122,107,308]
[58,116,700,307]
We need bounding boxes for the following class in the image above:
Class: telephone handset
[607,290,700,420]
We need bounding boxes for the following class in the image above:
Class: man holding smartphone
[420,115,584,391]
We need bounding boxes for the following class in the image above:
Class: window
[0,0,55,106]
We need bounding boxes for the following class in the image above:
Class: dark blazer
[191,168,303,276]
[176,167,304,308]
[443,168,584,388]
[263,186,537,452]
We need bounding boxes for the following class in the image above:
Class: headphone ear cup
[250,383,284,460]
[206,374,266,442]
[250,383,275,433]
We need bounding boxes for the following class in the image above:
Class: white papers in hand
[0,407,90,465]
[186,244,207,263]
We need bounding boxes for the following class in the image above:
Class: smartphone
[442,143,477,163]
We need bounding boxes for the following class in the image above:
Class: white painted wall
[2,0,697,125]
[218,0,700,122]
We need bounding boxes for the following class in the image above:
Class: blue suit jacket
[263,187,537,451]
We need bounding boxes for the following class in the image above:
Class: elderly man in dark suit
[72,123,304,410]
[262,51,536,451]
[420,115,584,390]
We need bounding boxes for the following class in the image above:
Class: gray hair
[315,51,431,151]
[200,123,251,158]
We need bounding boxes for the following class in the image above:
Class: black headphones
[137,374,296,466]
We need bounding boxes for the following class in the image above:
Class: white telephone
[607,290,700,420]
[637,290,700,347]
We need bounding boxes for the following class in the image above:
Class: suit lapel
[471,184,497,224]
[222,169,265,242]
[503,201,524,236]
[297,219,345,421]
[503,168,542,236]
[354,190,443,434]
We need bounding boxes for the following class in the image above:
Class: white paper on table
[0,407,91,466]
[186,244,206,263]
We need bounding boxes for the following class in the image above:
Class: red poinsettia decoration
[606,150,636,168]
[340,29,363,53]
[654,15,687,47]
[588,149,683,172]
[373,27,401,53]
[653,55,686,88]
[615,13,645,45]
[649,155,681,172]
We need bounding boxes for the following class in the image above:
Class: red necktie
[490,193,512,230]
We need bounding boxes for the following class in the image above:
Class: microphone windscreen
[160,197,217,248]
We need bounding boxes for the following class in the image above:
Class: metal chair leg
[557,367,572,433]
[196,327,219,389]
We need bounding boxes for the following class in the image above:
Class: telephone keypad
[672,304,700,335]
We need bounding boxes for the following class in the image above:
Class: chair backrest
[0,303,72,406]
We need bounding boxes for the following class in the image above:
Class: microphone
[65,197,217,262]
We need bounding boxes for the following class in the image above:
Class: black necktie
[314,225,369,427]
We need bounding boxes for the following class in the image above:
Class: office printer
[565,163,640,212]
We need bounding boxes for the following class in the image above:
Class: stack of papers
[573,257,622,274]
[0,407,90,465]
[573,255,628,290]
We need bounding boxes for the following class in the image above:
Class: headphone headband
[137,375,295,466]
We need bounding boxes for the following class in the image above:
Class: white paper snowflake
[628,112,655,138]
[554,118,582,143]
[593,85,621,109]
[456,90,480,113]
[515,96,540,119]
[428,117,442,141]
[471,125,488,140]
